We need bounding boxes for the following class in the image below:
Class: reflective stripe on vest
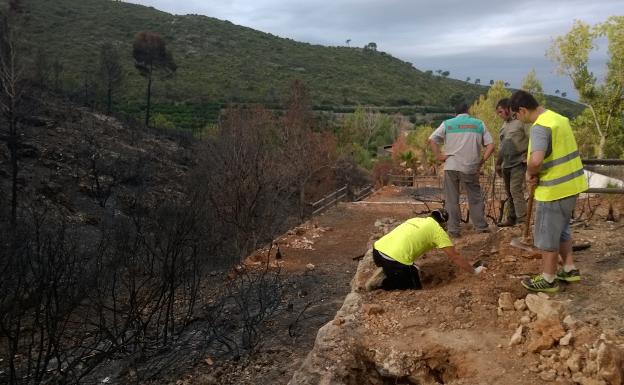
[528,110,588,201]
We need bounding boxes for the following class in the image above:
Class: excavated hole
[352,346,459,385]
[418,260,457,289]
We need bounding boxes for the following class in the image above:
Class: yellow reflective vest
[528,110,588,202]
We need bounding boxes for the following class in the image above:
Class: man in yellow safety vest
[510,90,588,292]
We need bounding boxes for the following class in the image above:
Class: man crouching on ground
[370,209,485,290]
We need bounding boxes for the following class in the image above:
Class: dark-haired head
[455,102,469,114]
[509,90,539,112]
[496,98,510,110]
[430,209,449,224]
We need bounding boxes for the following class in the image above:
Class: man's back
[429,114,493,174]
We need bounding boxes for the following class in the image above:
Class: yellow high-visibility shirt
[373,217,453,266]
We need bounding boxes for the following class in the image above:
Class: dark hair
[496,98,510,109]
[509,90,539,112]
[430,208,449,224]
[455,102,469,114]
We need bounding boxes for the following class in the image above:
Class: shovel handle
[523,183,537,241]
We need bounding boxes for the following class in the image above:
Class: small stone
[306,263,315,271]
[454,306,463,314]
[540,349,557,357]
[583,361,597,375]
[520,315,531,325]
[560,348,571,359]
[514,299,527,311]
[559,332,573,346]
[537,292,550,299]
[362,304,384,315]
[509,325,524,346]
[563,315,577,330]
[566,353,582,373]
[332,317,345,326]
[529,364,541,373]
[589,348,598,360]
[539,369,557,381]
[498,292,515,311]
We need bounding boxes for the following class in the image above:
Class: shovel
[510,183,537,252]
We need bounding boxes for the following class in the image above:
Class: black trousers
[372,249,422,290]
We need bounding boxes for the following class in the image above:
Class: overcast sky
[126,0,621,100]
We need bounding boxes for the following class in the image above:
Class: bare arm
[429,139,447,163]
[482,143,495,164]
[441,246,477,274]
[526,150,545,185]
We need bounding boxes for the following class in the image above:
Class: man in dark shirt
[495,98,529,226]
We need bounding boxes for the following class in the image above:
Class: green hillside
[21,0,582,116]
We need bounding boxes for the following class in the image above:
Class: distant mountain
[22,0,582,116]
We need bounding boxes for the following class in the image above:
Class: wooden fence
[309,184,374,215]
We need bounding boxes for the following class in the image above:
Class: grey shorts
[533,195,577,251]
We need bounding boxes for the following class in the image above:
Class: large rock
[351,249,377,292]
[528,335,555,353]
[597,342,623,385]
[288,293,364,385]
[525,294,565,320]
[533,317,566,342]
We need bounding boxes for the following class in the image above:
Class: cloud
[125,0,622,99]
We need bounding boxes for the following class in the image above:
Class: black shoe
[521,275,559,293]
[556,269,581,282]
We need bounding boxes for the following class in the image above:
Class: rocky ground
[179,186,624,385]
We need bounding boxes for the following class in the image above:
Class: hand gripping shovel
[510,183,537,252]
